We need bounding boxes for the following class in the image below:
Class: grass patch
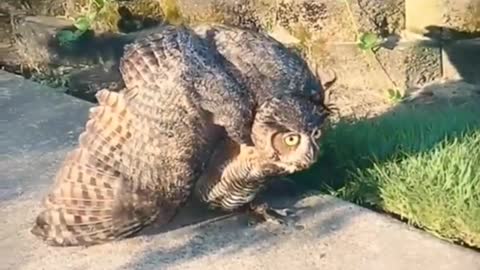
[292,101,480,248]
[347,133,480,246]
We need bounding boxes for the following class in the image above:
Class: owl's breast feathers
[194,138,287,210]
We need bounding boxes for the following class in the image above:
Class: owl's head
[251,95,328,173]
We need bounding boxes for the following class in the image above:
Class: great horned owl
[194,96,327,223]
[30,25,253,246]
[190,24,331,221]
[31,23,330,246]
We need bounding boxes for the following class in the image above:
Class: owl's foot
[246,203,295,226]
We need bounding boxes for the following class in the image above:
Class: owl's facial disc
[253,96,328,173]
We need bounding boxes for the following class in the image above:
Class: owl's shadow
[127,181,356,269]
[140,178,311,236]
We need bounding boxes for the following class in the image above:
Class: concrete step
[0,71,479,270]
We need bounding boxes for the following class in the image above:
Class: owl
[194,95,327,223]
[30,25,254,246]
[190,24,331,222]
[30,23,330,246]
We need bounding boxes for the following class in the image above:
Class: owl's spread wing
[31,90,160,246]
[193,24,322,100]
[119,25,254,145]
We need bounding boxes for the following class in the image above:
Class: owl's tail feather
[31,90,158,246]
[31,149,156,246]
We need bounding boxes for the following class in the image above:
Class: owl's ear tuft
[307,63,336,105]
[308,59,337,91]
[310,66,337,116]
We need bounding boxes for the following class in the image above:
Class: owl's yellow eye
[283,134,301,146]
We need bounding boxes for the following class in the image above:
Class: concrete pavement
[1,70,479,270]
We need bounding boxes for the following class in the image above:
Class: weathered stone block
[0,0,459,116]
[443,0,480,33]
[314,40,442,92]
[0,14,19,70]
[12,16,74,68]
[11,15,135,69]
[405,0,443,34]
[405,0,480,34]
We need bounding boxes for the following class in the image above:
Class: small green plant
[357,32,384,52]
[387,88,404,103]
[354,30,404,103]
[341,0,403,103]
[57,0,113,46]
[356,31,404,103]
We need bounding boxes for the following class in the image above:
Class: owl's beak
[299,154,318,170]
[297,160,315,171]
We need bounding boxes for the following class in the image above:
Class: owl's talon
[246,203,295,226]
[267,207,294,217]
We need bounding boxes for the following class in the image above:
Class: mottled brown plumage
[192,23,331,109]
[31,25,250,246]
[190,24,331,221]
[31,23,331,245]
[194,96,327,221]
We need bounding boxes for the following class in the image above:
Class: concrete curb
[1,71,479,270]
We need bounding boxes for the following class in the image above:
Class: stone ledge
[0,0,454,113]
[312,38,442,91]
[3,13,445,119]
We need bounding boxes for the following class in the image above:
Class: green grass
[292,101,480,248]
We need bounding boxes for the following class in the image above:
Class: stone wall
[0,0,479,116]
